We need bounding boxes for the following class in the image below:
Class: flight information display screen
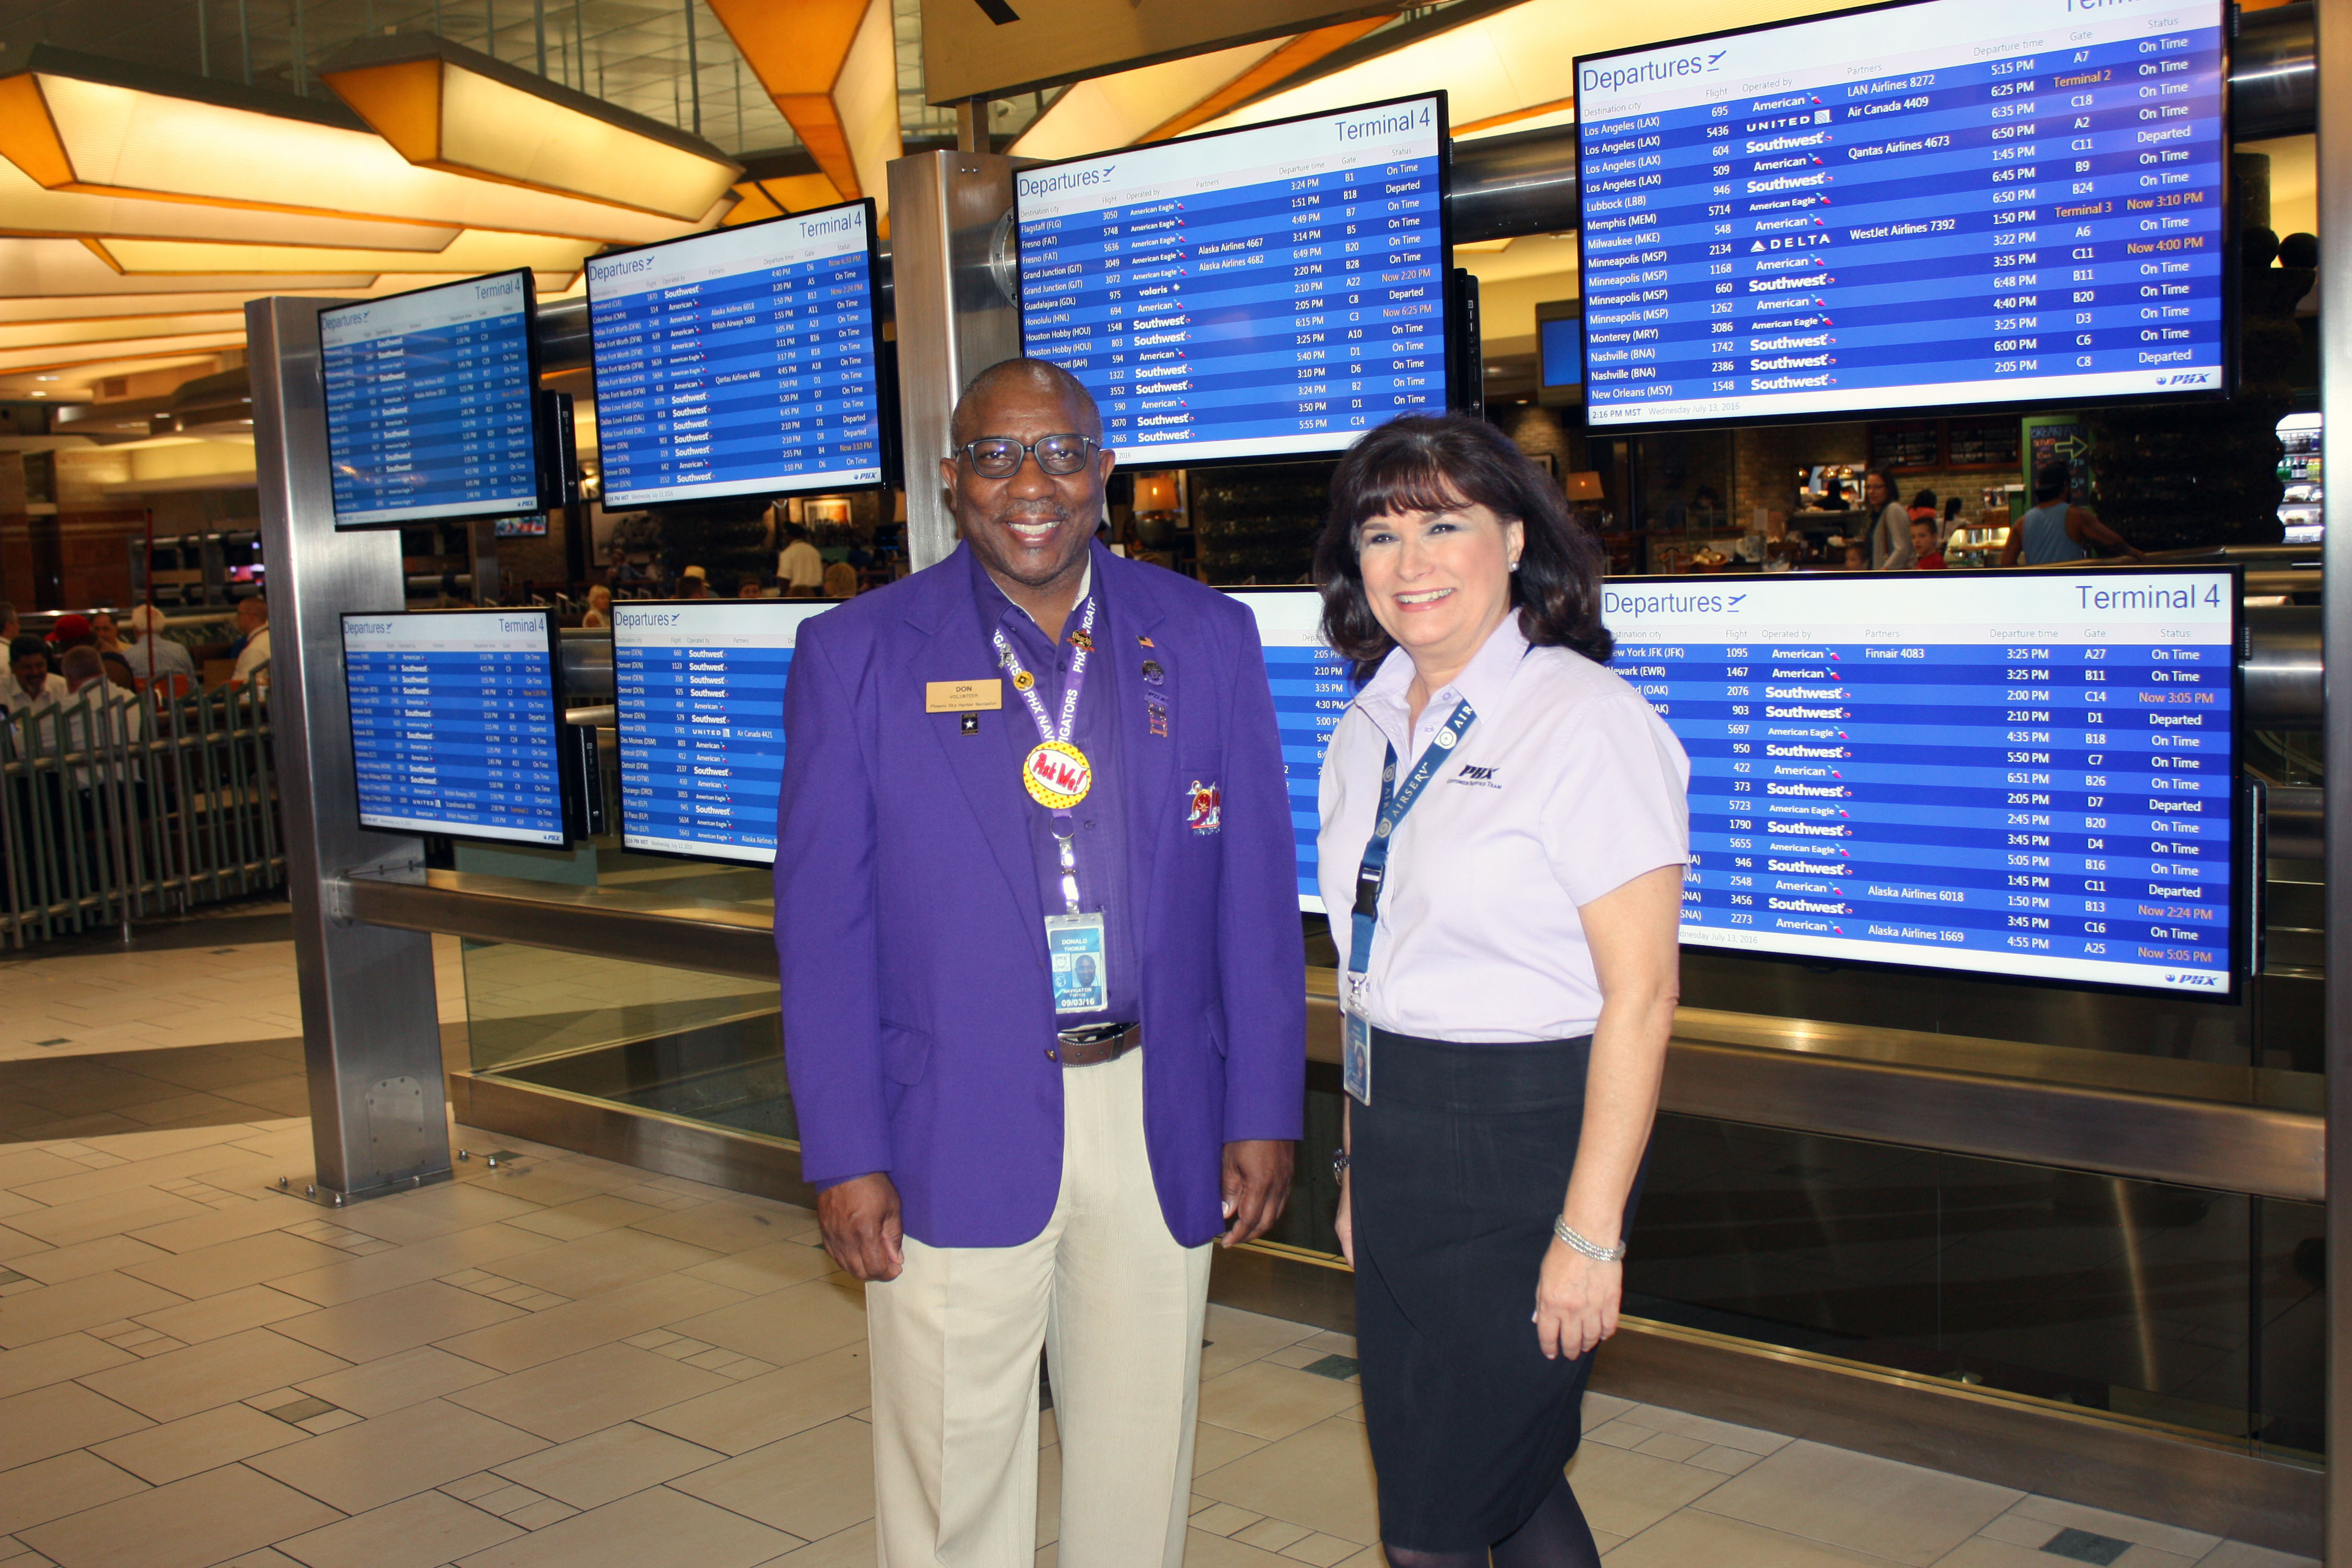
[1575,0,2228,431]
[1230,590,1348,913]
[588,202,885,507]
[612,600,832,864]
[1016,94,1449,466]
[342,609,567,847]
[1604,569,2240,996]
[321,270,543,527]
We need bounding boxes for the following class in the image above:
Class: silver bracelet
[1552,1217,1627,1263]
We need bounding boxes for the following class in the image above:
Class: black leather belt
[1050,1022,1139,1066]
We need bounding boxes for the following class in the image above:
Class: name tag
[926,679,1003,713]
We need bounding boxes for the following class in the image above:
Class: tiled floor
[0,919,2321,1568]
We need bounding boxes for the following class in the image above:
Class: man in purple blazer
[775,358,1305,1567]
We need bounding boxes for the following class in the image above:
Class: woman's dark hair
[1911,489,1937,511]
[1314,414,1611,683]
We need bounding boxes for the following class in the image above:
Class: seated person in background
[737,576,764,599]
[50,613,93,654]
[0,599,16,644]
[2000,463,2146,566]
[1910,519,1946,570]
[1841,542,1869,570]
[86,612,137,690]
[582,584,613,628]
[678,566,711,601]
[821,561,858,598]
[7,633,66,714]
[122,605,195,690]
[229,596,271,689]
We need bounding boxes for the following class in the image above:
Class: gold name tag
[926,679,1004,713]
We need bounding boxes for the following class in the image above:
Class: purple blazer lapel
[1104,548,1178,944]
[907,581,1050,962]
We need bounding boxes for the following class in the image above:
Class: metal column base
[269,1168,455,1208]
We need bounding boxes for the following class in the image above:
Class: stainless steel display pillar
[2321,0,2350,1557]
[887,149,1022,570]
[246,296,452,1204]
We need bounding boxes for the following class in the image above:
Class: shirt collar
[969,540,1095,639]
[1357,612,1530,746]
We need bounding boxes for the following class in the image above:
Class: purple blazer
[774,540,1306,1248]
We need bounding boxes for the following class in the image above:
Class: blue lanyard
[1347,697,1475,989]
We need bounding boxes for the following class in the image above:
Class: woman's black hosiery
[1489,1472,1603,1568]
[1381,1546,1488,1568]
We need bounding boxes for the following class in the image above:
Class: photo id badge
[1046,914,1108,1015]
[1342,1011,1371,1105]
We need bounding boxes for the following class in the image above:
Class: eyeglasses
[954,434,1100,478]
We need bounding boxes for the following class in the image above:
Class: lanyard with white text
[995,596,1112,1015]
[1343,697,1474,1103]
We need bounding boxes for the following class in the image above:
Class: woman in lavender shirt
[1316,416,1689,1568]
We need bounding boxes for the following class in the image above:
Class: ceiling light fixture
[704,0,901,210]
[319,33,741,223]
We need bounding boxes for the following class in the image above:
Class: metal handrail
[343,867,2321,1204]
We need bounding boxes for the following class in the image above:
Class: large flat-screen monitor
[321,270,547,527]
[612,599,834,864]
[1228,589,1347,913]
[1014,93,1450,467]
[1605,568,2241,997]
[587,201,888,508]
[342,608,574,847]
[1574,0,2230,433]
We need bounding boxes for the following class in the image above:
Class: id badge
[1046,914,1108,1014]
[1342,1011,1371,1105]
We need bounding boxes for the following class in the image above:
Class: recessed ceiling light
[32,374,57,381]
[29,389,45,396]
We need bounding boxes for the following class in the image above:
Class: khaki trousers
[866,1046,1213,1568]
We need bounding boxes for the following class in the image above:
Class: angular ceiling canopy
[0,153,460,250]
[318,33,742,224]
[89,230,601,276]
[0,310,243,353]
[0,45,729,246]
[722,174,850,225]
[0,237,376,298]
[0,328,247,375]
[705,0,902,209]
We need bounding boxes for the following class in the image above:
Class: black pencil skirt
[1350,1028,1644,1550]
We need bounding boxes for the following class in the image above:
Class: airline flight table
[589,205,884,506]
[1232,591,1351,909]
[1017,95,1449,466]
[343,610,565,847]
[1605,571,2239,995]
[613,602,825,864]
[320,272,539,526]
[1575,0,2226,429]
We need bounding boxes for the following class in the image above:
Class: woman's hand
[1534,1238,1621,1360]
[1335,1173,1354,1265]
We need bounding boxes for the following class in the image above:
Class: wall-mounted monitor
[611,598,835,864]
[342,607,577,847]
[1574,0,2229,434]
[1227,589,1347,913]
[1537,298,1583,403]
[587,201,887,508]
[1604,568,2241,998]
[1015,93,1450,468]
[321,270,548,528]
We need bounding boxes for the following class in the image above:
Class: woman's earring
[1509,558,1522,573]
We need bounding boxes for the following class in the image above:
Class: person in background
[1841,542,1869,571]
[737,576,764,599]
[2001,462,2146,567]
[1909,518,1946,570]
[6,634,66,715]
[1316,415,1687,1568]
[1908,489,1939,525]
[86,613,137,690]
[776,358,1302,1568]
[1818,476,1851,511]
[122,605,196,690]
[820,560,858,599]
[229,597,270,689]
[678,567,711,601]
[1863,471,1916,570]
[0,601,16,644]
[582,584,612,629]
[1944,495,1966,528]
[777,524,825,596]
[50,613,93,653]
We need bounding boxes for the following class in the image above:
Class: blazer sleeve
[1213,606,1308,1143]
[774,621,892,1189]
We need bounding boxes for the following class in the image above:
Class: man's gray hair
[948,358,1102,449]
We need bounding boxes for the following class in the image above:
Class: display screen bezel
[585,198,893,511]
[319,268,551,530]
[1569,0,2236,438]
[339,605,579,849]
[1010,90,1456,475]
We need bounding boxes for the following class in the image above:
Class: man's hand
[1220,1140,1294,1248]
[817,1172,905,1281]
